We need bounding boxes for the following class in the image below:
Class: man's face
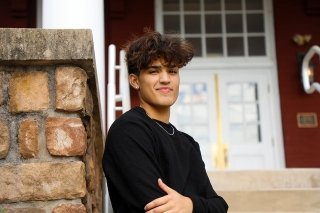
[131,58,180,109]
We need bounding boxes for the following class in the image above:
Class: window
[172,81,215,169]
[227,82,261,144]
[160,0,266,57]
[174,82,210,142]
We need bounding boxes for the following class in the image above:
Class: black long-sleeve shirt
[103,107,228,212]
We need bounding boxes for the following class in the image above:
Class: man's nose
[159,70,170,82]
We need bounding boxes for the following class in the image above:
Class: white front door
[171,69,277,170]
[157,0,285,170]
[219,70,275,169]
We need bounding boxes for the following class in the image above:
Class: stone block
[0,29,94,61]
[0,120,10,159]
[85,154,96,192]
[45,117,87,156]
[0,162,86,202]
[19,119,39,159]
[55,66,88,112]
[85,86,93,116]
[9,71,49,113]
[0,72,4,105]
[2,208,45,213]
[52,204,86,213]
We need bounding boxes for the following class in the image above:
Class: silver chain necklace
[154,121,175,136]
[142,107,175,136]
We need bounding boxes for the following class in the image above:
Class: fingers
[157,178,174,194]
[144,195,168,212]
[144,179,170,212]
[144,178,193,213]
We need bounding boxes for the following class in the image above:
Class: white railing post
[104,44,131,212]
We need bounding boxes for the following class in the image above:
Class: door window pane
[230,124,244,143]
[185,15,201,33]
[225,0,242,10]
[205,0,221,10]
[226,14,243,33]
[184,0,200,11]
[243,82,257,101]
[248,36,266,56]
[246,0,263,10]
[178,84,192,103]
[163,0,180,11]
[205,15,222,33]
[246,125,261,143]
[186,37,202,56]
[244,103,258,122]
[227,83,242,101]
[193,125,210,141]
[227,37,244,56]
[164,15,180,34]
[228,104,243,123]
[207,37,223,56]
[176,105,192,124]
[192,83,208,103]
[247,14,264,33]
[193,104,208,123]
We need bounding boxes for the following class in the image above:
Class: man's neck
[140,104,170,124]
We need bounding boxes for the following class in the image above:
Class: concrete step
[207,169,320,212]
[219,189,320,212]
[208,169,320,190]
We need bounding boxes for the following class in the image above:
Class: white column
[39,0,106,136]
[38,0,109,212]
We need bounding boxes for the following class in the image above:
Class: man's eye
[149,69,158,74]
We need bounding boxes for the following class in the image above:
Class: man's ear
[129,74,139,90]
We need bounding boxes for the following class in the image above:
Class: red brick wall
[274,0,320,167]
[105,0,155,49]
[0,0,36,28]
[105,0,155,109]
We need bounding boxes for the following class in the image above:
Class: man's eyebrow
[147,64,178,69]
[146,65,161,69]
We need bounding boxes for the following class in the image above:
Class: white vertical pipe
[108,44,116,129]
[40,0,106,134]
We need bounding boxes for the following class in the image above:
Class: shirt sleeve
[184,133,229,213]
[190,188,229,213]
[103,119,166,210]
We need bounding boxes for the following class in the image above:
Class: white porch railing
[104,44,131,212]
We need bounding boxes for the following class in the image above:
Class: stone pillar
[0,28,104,213]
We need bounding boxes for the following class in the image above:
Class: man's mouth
[157,87,172,94]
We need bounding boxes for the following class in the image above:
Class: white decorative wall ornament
[302,45,320,94]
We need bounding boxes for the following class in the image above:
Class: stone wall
[0,29,104,213]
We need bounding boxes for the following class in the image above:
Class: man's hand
[144,178,193,213]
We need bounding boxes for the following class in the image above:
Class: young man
[103,31,228,213]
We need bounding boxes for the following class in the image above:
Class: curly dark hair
[124,30,194,75]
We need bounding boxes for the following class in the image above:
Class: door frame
[155,0,285,169]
